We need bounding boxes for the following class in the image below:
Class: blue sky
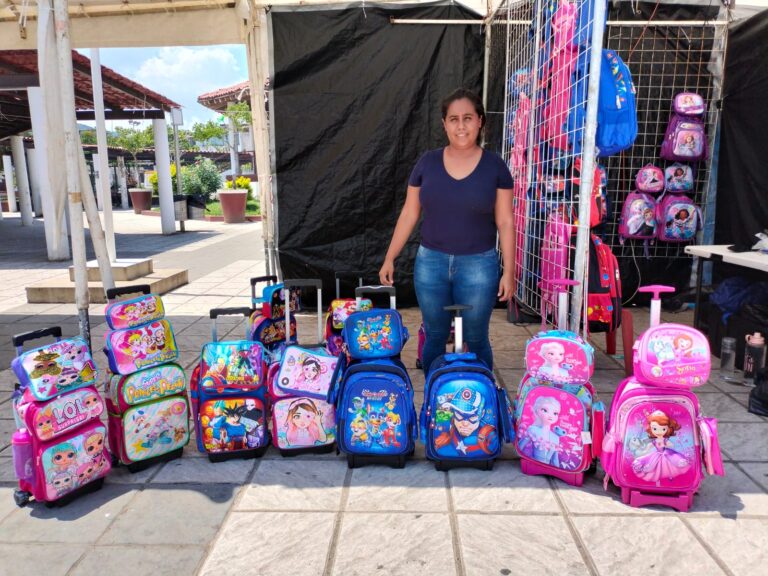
[78,45,248,129]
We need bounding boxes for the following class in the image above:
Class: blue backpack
[596,49,638,157]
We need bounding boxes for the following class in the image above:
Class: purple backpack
[656,194,702,242]
[635,164,664,194]
[664,163,694,193]
[619,192,657,242]
[660,93,707,162]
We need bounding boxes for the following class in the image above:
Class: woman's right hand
[379,259,395,286]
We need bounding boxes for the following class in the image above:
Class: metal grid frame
[600,16,728,268]
[488,0,606,331]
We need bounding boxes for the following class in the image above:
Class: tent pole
[53,0,91,348]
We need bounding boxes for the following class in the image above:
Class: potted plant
[128,186,152,214]
[218,176,251,224]
[183,158,221,220]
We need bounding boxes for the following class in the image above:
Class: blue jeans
[414,245,499,373]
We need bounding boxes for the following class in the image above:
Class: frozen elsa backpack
[515,280,605,486]
[600,285,724,512]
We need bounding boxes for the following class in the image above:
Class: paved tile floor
[0,211,766,575]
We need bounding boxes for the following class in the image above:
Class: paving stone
[687,517,768,576]
[691,463,768,516]
[199,511,335,576]
[0,418,15,449]
[105,463,158,485]
[738,462,768,492]
[719,423,768,460]
[0,543,87,576]
[0,486,20,522]
[99,484,235,545]
[459,514,589,576]
[493,349,525,370]
[449,460,559,513]
[237,459,346,511]
[151,454,255,484]
[697,393,765,423]
[0,484,136,544]
[346,461,448,512]
[333,512,455,576]
[556,473,656,515]
[69,544,205,576]
[572,516,724,576]
[0,456,16,481]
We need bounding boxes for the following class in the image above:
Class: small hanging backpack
[660,92,707,162]
[635,164,665,194]
[619,192,658,242]
[664,163,694,193]
[586,234,622,333]
[656,194,702,243]
[596,49,638,157]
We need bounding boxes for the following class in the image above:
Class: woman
[379,88,515,372]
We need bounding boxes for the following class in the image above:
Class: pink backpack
[540,209,572,312]
[525,330,594,385]
[660,93,708,162]
[618,192,657,242]
[542,1,578,151]
[635,164,664,194]
[656,194,702,243]
[600,286,724,511]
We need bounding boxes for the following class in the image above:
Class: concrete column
[26,148,43,216]
[28,75,69,259]
[10,136,34,226]
[153,117,175,235]
[2,155,16,213]
[116,156,129,208]
[92,153,103,210]
[228,119,240,177]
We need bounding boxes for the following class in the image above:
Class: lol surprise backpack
[514,280,604,486]
[104,287,189,472]
[190,308,270,462]
[420,305,514,471]
[656,194,702,243]
[664,163,694,193]
[11,328,110,507]
[660,92,707,162]
[600,286,723,511]
[329,286,417,468]
[269,279,338,455]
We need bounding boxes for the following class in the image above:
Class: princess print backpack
[619,192,657,242]
[656,194,702,243]
[635,164,664,194]
[661,92,707,162]
[664,163,694,193]
[600,286,723,511]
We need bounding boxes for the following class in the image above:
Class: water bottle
[744,332,767,387]
[11,428,35,484]
[719,337,738,383]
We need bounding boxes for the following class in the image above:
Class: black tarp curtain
[271,3,484,305]
[714,8,768,282]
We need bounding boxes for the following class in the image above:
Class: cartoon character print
[211,403,247,450]
[664,207,696,240]
[536,342,571,382]
[84,431,105,463]
[353,314,398,355]
[350,415,369,445]
[35,407,55,440]
[649,336,675,366]
[284,398,327,447]
[517,396,564,467]
[126,399,188,460]
[59,341,96,382]
[434,387,497,457]
[202,398,265,451]
[630,410,691,483]
[382,412,401,448]
[627,199,656,237]
[43,426,110,499]
[278,349,335,396]
[50,442,78,474]
[30,351,62,380]
[666,166,689,190]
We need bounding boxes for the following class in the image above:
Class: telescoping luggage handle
[444,304,471,353]
[249,275,278,308]
[106,284,151,302]
[539,279,580,331]
[209,307,253,342]
[335,271,365,300]
[283,279,323,345]
[12,326,63,354]
[355,285,396,310]
[638,285,675,328]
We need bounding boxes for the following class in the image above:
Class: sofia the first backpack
[660,92,707,163]
[600,286,724,512]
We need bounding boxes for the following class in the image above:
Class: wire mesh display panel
[600,14,728,265]
[488,0,606,330]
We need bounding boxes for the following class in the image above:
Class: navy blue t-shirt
[409,148,513,255]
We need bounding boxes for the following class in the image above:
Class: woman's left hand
[497,271,514,302]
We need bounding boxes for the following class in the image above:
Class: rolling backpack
[329,286,417,468]
[189,307,270,462]
[600,285,724,511]
[269,279,338,456]
[541,207,573,317]
[656,194,702,243]
[514,279,605,486]
[660,92,708,162]
[10,328,110,507]
[586,234,622,333]
[420,305,514,471]
[103,287,189,472]
[596,48,638,157]
[248,275,297,364]
[324,272,372,357]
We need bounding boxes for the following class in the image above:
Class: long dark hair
[440,88,485,143]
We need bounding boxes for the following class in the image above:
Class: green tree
[80,130,97,145]
[109,125,152,168]
[191,119,226,149]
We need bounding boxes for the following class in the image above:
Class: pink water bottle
[12,428,34,483]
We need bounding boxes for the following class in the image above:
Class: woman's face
[544,348,564,365]
[303,363,320,381]
[292,407,314,429]
[537,402,559,425]
[443,98,482,150]
[650,421,668,438]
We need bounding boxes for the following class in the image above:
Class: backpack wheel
[484,459,495,471]
[347,454,359,469]
[435,460,445,472]
[110,453,120,467]
[13,490,30,508]
[394,455,407,469]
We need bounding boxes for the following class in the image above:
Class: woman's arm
[495,187,515,301]
[379,185,422,286]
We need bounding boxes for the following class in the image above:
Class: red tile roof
[197,81,250,109]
